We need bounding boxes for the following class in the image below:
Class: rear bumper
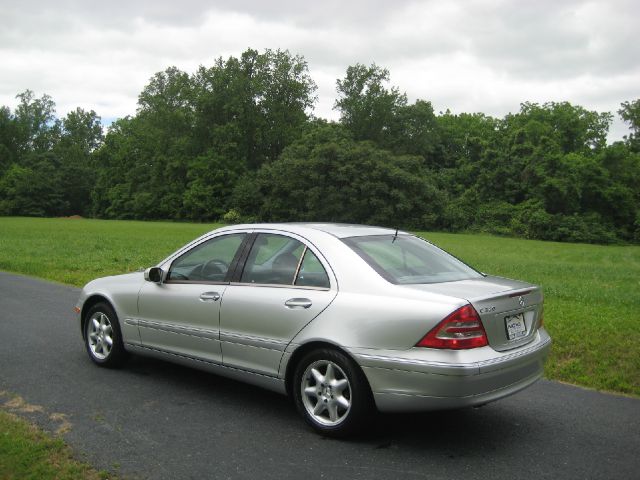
[352,329,551,412]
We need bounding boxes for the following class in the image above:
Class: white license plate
[505,313,527,340]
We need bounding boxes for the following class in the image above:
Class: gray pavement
[1,271,638,479]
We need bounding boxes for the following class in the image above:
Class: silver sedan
[76,223,551,436]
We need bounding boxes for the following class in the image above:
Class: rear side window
[343,234,482,284]
[241,234,304,285]
[295,249,330,288]
[240,233,330,288]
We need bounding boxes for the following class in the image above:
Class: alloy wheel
[87,312,114,360]
[300,359,352,426]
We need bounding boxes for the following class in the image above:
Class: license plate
[505,313,527,340]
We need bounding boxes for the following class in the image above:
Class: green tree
[92,66,197,219]
[194,48,316,169]
[389,100,440,161]
[619,99,640,152]
[52,108,104,214]
[252,123,443,228]
[0,152,68,216]
[0,106,19,171]
[335,63,407,146]
[13,90,61,154]
[504,102,612,154]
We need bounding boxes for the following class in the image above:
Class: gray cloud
[0,0,637,140]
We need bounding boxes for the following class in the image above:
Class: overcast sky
[1,0,638,141]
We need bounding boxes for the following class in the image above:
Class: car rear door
[219,232,337,376]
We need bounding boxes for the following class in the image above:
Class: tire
[83,302,127,368]
[293,348,374,437]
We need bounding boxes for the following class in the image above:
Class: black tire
[293,348,374,437]
[83,302,127,368]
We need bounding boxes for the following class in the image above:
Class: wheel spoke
[104,335,113,347]
[324,363,335,383]
[336,395,350,410]
[304,386,318,398]
[332,378,348,394]
[92,318,100,330]
[310,368,324,385]
[327,402,338,421]
[313,401,326,416]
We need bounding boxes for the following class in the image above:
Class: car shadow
[117,354,539,453]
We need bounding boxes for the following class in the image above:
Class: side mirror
[144,267,164,284]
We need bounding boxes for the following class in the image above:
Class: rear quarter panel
[289,289,463,351]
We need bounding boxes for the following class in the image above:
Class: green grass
[0,410,109,480]
[0,217,220,286]
[0,217,638,396]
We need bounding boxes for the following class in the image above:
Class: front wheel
[293,348,374,437]
[84,302,127,368]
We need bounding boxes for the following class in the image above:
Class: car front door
[137,232,247,363]
[219,232,337,376]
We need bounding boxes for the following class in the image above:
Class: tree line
[1,48,639,244]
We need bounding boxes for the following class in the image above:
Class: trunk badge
[518,296,526,307]
[479,306,496,313]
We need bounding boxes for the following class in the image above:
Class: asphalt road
[1,271,639,479]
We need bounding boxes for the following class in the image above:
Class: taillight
[416,304,488,349]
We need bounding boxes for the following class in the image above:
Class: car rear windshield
[342,234,483,284]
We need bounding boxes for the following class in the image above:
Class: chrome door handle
[285,298,312,309]
[199,291,221,302]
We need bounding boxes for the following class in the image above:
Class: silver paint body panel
[76,223,551,412]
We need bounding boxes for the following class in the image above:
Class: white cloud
[0,0,638,140]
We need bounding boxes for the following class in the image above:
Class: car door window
[240,233,305,285]
[167,233,246,283]
[295,249,330,288]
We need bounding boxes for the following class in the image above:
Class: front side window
[167,233,246,283]
[240,233,330,288]
[343,234,482,284]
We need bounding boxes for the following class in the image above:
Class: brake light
[416,304,488,349]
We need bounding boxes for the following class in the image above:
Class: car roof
[221,222,406,239]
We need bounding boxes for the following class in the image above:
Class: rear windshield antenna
[392,227,399,243]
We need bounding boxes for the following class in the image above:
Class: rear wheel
[84,302,127,368]
[293,348,374,437]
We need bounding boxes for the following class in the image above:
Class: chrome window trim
[228,281,330,291]
[159,229,254,269]
[292,245,306,284]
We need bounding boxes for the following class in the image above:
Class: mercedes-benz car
[76,223,551,436]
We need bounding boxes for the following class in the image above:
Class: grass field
[0,409,109,480]
[1,216,638,396]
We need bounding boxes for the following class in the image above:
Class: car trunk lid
[403,276,543,352]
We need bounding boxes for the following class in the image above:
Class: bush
[222,209,242,224]
[472,201,517,235]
